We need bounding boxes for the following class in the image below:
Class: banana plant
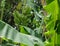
[0,20,44,46]
[44,0,60,46]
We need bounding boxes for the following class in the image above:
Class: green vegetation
[0,0,60,46]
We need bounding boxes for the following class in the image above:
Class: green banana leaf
[0,20,44,46]
[44,0,59,30]
[44,0,59,46]
[46,0,54,4]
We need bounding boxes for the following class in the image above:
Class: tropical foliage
[0,0,60,46]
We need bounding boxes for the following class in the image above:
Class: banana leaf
[0,20,44,46]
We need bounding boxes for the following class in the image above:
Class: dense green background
[0,0,60,46]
